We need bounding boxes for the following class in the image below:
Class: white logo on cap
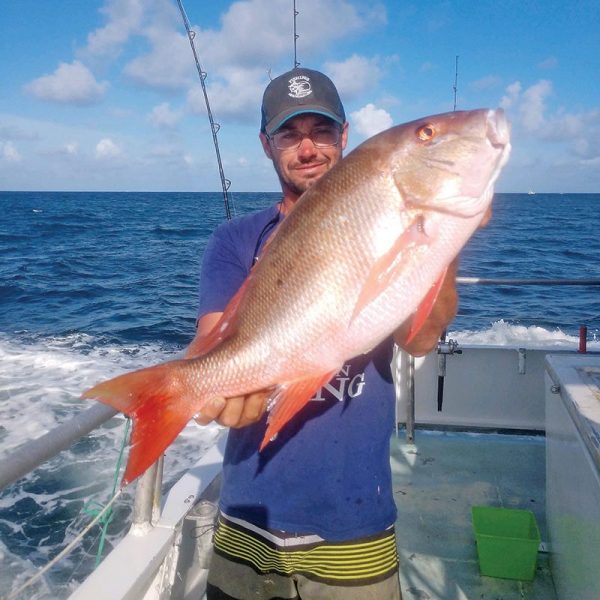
[288,75,312,99]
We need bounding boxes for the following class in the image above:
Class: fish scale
[83,108,511,485]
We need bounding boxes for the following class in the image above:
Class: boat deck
[391,429,557,600]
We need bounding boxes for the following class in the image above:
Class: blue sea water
[0,190,599,597]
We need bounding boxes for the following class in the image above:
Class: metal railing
[457,277,600,286]
[0,404,117,490]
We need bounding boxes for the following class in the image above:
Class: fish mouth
[485,109,512,185]
[486,109,510,149]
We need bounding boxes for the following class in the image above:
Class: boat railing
[0,404,118,491]
[457,277,600,286]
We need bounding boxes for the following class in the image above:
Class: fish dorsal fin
[259,370,338,450]
[186,275,252,357]
[351,217,430,322]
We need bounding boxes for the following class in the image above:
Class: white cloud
[581,155,600,167]
[500,80,551,132]
[1,141,22,162]
[123,28,193,91]
[120,0,378,93]
[195,0,369,69]
[520,79,552,131]
[95,138,122,159]
[500,79,553,133]
[24,61,108,105]
[186,67,266,122]
[148,103,182,128]
[350,103,393,137]
[324,55,383,99]
[499,80,600,168]
[65,142,79,155]
[500,81,522,110]
[85,0,145,58]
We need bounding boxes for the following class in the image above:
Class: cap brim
[266,107,344,135]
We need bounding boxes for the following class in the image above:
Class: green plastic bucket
[471,505,541,581]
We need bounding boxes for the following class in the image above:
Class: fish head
[387,108,511,219]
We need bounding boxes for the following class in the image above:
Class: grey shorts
[206,515,401,600]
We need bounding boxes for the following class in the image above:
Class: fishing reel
[436,333,462,412]
[437,337,462,355]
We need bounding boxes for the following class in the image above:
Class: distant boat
[528,190,536,195]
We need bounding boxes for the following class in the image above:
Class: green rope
[83,417,131,567]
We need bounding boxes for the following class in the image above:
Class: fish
[82,108,511,486]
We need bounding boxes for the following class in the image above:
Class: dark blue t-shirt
[198,203,397,541]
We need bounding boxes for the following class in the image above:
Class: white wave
[0,537,54,599]
[449,319,600,349]
[0,332,223,598]
[0,333,176,453]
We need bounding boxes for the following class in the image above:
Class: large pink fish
[83,109,511,485]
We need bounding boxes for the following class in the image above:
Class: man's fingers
[194,396,226,425]
[218,396,245,428]
[219,391,270,427]
[240,391,270,425]
[194,390,271,428]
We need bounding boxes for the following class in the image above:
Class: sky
[1,0,599,193]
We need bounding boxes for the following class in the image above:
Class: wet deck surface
[391,429,558,600]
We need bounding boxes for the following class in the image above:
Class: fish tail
[82,360,198,486]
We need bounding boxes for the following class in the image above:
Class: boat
[1,306,599,600]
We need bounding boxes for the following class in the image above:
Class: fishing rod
[293,0,300,67]
[453,55,459,111]
[175,0,233,220]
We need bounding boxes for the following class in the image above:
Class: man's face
[260,114,348,200]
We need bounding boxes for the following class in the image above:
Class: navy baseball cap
[260,68,346,135]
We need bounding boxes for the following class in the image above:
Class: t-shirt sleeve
[197,221,250,318]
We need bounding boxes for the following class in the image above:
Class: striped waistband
[213,515,399,586]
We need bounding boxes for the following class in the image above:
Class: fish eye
[417,124,435,141]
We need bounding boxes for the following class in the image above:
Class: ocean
[0,191,599,598]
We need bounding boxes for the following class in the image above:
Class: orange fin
[82,360,197,486]
[404,268,447,345]
[259,370,337,451]
[351,217,429,322]
[187,275,252,357]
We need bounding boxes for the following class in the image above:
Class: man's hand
[192,390,270,427]
[393,260,459,357]
[186,312,270,428]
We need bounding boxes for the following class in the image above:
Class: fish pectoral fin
[259,370,338,451]
[351,217,430,323]
[82,360,196,486]
[404,268,447,345]
[187,276,252,357]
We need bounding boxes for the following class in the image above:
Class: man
[188,67,458,600]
